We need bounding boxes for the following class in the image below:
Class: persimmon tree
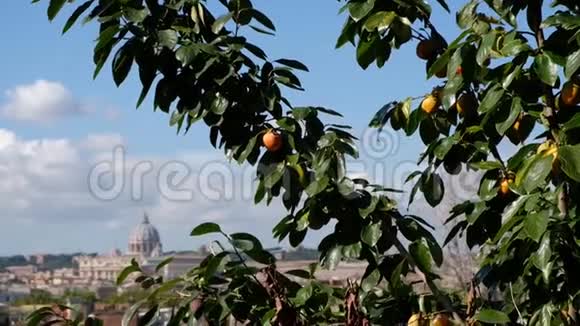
[26,0,580,325]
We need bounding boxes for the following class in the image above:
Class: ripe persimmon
[417,40,437,60]
[430,314,449,326]
[499,177,513,196]
[561,81,580,106]
[263,129,282,152]
[421,95,439,114]
[456,93,477,116]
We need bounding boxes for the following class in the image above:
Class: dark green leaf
[525,210,549,242]
[249,9,275,31]
[421,173,444,207]
[356,34,379,69]
[176,45,198,66]
[533,233,552,284]
[363,11,396,32]
[112,40,135,87]
[361,268,381,292]
[305,176,329,196]
[190,222,222,236]
[516,154,553,193]
[264,163,285,188]
[409,239,432,273]
[496,96,522,135]
[559,144,580,182]
[157,29,178,48]
[322,246,342,270]
[533,53,559,87]
[293,284,313,306]
[62,0,93,34]
[155,256,174,272]
[565,49,580,79]
[48,0,67,20]
[348,0,375,22]
[212,12,233,34]
[361,221,382,247]
[116,263,141,285]
[275,58,309,71]
[479,84,504,113]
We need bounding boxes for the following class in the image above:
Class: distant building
[74,213,163,282]
[5,265,37,278]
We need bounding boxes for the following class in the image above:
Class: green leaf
[470,161,503,170]
[124,7,148,23]
[476,31,497,66]
[409,239,432,273]
[112,41,135,87]
[478,84,504,113]
[525,210,549,242]
[293,284,313,306]
[434,135,459,160]
[249,9,276,31]
[210,94,229,114]
[264,163,285,188]
[342,242,362,258]
[457,0,478,29]
[348,0,375,22]
[475,309,510,324]
[237,134,258,163]
[116,264,141,285]
[212,12,233,34]
[421,173,444,207]
[122,300,146,326]
[322,246,342,270]
[155,256,174,272]
[533,232,552,284]
[496,96,522,135]
[361,221,382,247]
[62,0,93,34]
[435,0,450,12]
[359,195,379,218]
[275,59,309,71]
[316,106,343,117]
[157,29,178,48]
[305,176,329,196]
[502,63,522,89]
[565,49,580,79]
[356,34,378,69]
[361,267,381,292]
[48,0,67,20]
[516,154,553,193]
[533,53,559,87]
[563,113,580,131]
[363,11,396,32]
[176,45,198,66]
[559,144,580,182]
[190,222,222,236]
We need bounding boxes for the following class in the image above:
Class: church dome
[128,214,162,257]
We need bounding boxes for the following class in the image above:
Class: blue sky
[0,1,467,255]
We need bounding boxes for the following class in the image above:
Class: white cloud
[0,80,89,122]
[0,128,287,254]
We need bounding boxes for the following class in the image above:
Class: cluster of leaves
[30,0,460,325]
[28,0,580,325]
[365,0,580,323]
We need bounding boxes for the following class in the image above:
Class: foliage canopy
[26,0,580,325]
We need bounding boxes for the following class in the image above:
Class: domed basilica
[74,213,164,281]
[127,214,162,257]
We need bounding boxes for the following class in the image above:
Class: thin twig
[509,282,524,323]
[219,232,263,286]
